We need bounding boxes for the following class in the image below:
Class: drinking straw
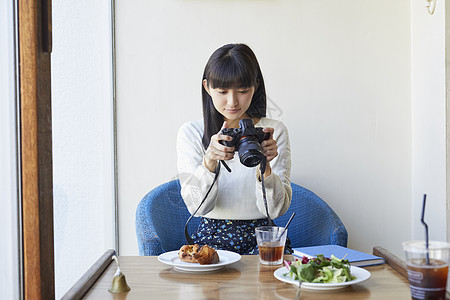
[277,212,296,241]
[420,194,430,265]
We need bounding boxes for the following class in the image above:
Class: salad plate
[274,266,371,290]
[158,250,241,272]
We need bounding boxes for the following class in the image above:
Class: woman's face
[203,79,255,125]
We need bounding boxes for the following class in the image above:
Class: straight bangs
[207,57,258,90]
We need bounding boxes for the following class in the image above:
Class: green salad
[285,254,357,284]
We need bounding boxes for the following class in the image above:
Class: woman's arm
[255,121,292,219]
[177,121,219,216]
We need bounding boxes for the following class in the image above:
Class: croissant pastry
[178,244,219,265]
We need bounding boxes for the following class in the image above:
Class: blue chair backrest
[275,183,347,248]
[136,180,347,256]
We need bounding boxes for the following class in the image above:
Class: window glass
[51,0,115,297]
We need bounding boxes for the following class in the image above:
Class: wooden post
[18,0,54,298]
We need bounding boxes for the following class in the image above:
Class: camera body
[220,119,270,167]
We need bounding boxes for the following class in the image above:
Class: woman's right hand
[204,121,235,172]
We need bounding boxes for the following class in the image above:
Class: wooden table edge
[373,246,407,279]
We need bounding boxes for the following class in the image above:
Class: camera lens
[237,136,265,167]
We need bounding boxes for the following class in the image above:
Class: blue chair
[136,180,348,256]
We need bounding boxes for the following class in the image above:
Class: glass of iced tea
[403,240,450,300]
[255,226,287,265]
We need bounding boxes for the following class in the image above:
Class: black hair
[201,43,267,149]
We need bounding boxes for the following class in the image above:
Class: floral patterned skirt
[192,218,269,255]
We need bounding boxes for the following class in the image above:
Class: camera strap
[184,162,222,244]
[220,160,232,172]
[260,157,275,226]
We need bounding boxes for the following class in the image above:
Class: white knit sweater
[176,117,292,220]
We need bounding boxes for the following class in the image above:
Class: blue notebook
[293,245,385,267]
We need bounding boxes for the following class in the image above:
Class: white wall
[51,0,115,297]
[116,0,417,257]
[0,0,20,298]
[411,1,447,241]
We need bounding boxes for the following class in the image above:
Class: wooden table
[83,254,410,299]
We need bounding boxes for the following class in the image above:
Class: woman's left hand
[257,127,277,179]
[261,127,278,163]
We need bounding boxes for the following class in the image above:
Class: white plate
[158,249,241,272]
[274,265,371,290]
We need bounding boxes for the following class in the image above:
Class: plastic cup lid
[402,240,450,253]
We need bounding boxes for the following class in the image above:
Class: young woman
[177,43,292,255]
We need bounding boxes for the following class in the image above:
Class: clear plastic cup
[255,226,287,265]
[402,240,450,300]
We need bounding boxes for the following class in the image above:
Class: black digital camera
[220,119,270,167]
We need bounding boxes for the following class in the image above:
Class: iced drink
[255,226,287,265]
[403,240,450,300]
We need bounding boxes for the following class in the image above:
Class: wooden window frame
[18,0,54,298]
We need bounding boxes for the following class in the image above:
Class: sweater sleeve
[255,121,292,219]
[176,122,219,216]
